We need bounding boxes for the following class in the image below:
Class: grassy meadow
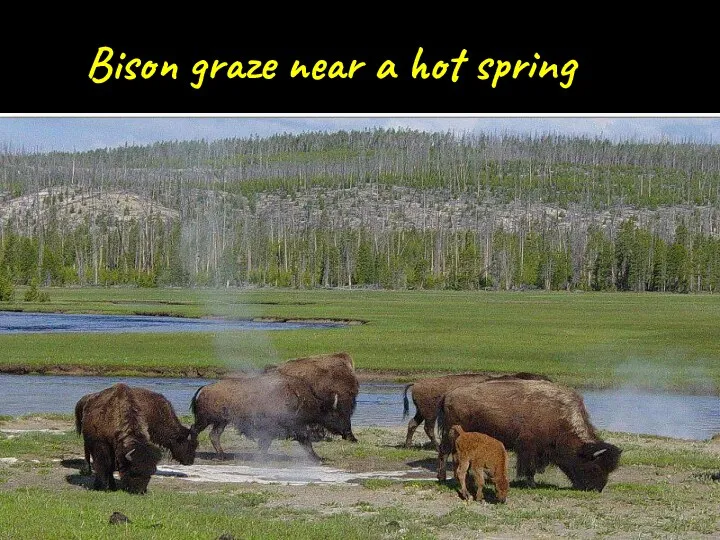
[1,287,719,392]
[0,418,718,539]
[1,289,719,538]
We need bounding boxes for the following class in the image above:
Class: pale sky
[2,117,720,152]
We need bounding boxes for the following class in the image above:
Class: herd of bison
[73,352,622,502]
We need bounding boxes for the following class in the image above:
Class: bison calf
[450,425,509,503]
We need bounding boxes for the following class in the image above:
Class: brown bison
[436,379,622,492]
[76,384,198,492]
[192,352,359,458]
[190,370,352,461]
[79,383,164,493]
[270,351,359,443]
[402,372,552,448]
[449,425,509,503]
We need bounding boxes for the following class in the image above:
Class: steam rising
[582,354,720,440]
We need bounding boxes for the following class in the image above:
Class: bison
[449,425,509,503]
[76,384,198,492]
[191,370,352,461]
[79,383,165,493]
[192,352,359,458]
[270,351,359,443]
[436,379,622,492]
[402,371,552,448]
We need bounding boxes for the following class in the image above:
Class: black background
[0,41,714,114]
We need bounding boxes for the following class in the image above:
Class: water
[0,312,345,334]
[0,377,717,441]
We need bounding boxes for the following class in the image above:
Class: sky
[2,117,720,152]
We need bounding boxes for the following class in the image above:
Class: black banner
[1,41,715,114]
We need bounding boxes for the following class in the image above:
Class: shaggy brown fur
[402,372,552,448]
[75,386,197,473]
[80,383,163,494]
[449,425,509,503]
[191,371,346,461]
[271,352,359,442]
[191,352,359,458]
[123,387,198,465]
[437,379,622,492]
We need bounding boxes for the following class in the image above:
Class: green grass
[0,488,427,540]
[0,426,718,538]
[2,288,720,392]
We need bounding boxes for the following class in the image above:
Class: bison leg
[342,430,358,443]
[296,434,321,462]
[470,463,486,502]
[404,412,423,448]
[80,440,93,476]
[456,458,471,500]
[209,422,227,459]
[515,442,537,488]
[423,420,439,449]
[90,444,114,491]
[437,423,455,482]
[257,436,272,456]
[437,443,451,482]
[493,464,509,503]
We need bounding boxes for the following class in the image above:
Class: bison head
[565,441,622,492]
[319,393,358,442]
[119,443,163,494]
[168,427,199,465]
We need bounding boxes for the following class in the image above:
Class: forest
[1,128,719,295]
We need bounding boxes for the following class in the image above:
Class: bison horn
[592,448,607,458]
[125,448,136,461]
[333,393,338,410]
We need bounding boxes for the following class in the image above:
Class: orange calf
[450,425,509,503]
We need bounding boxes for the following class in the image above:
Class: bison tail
[435,395,446,442]
[402,384,413,419]
[189,385,205,417]
[74,407,82,436]
[74,398,85,436]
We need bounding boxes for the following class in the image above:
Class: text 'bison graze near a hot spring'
[190,352,359,460]
[437,379,622,492]
[77,383,198,494]
[402,372,552,448]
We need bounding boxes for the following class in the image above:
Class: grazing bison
[191,370,351,461]
[79,383,165,493]
[402,372,552,448]
[76,384,198,491]
[192,352,359,458]
[436,379,622,492]
[449,425,509,503]
[270,352,359,443]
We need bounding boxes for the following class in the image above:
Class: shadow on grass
[65,473,95,489]
[507,479,576,491]
[60,458,86,470]
[406,457,439,472]
[458,486,507,505]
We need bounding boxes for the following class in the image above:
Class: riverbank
[2,288,720,394]
[2,365,720,400]
[1,417,718,539]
